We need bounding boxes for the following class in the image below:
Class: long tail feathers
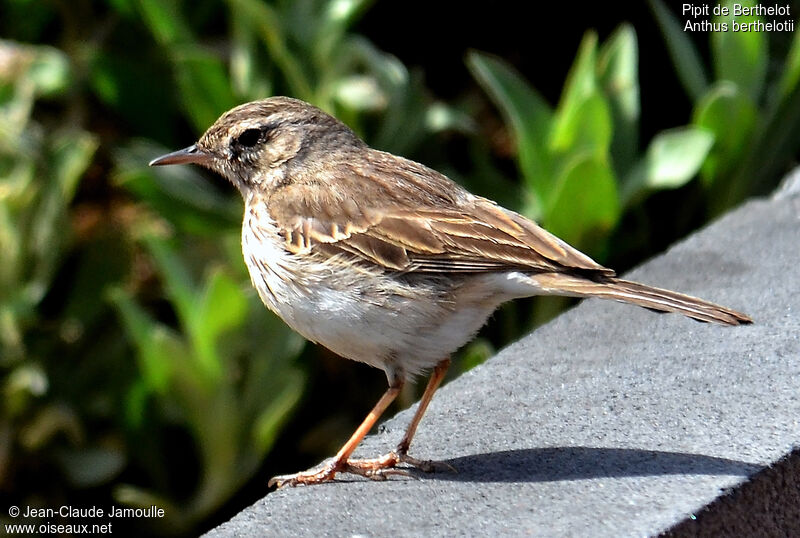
[532,274,752,326]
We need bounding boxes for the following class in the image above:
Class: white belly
[240,204,506,381]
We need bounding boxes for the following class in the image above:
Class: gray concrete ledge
[666,447,800,536]
[208,176,800,537]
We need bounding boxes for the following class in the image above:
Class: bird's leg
[268,380,403,488]
[345,358,453,478]
[395,357,450,458]
[269,358,452,488]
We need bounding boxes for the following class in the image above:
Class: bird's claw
[269,449,455,488]
[268,462,341,488]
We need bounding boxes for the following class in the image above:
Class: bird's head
[149,96,362,194]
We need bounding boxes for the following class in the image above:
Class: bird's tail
[531,274,752,326]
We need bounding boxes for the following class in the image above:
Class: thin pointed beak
[149,144,213,166]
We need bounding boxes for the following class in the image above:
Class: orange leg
[268,381,403,488]
[345,357,453,476]
[269,358,452,488]
[397,357,450,455]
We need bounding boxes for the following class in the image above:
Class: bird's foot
[343,449,456,481]
[268,462,343,488]
[269,450,455,488]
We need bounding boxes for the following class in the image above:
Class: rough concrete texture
[207,180,800,537]
[666,447,800,536]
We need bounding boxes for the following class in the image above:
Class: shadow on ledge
[663,446,800,537]
[425,447,762,483]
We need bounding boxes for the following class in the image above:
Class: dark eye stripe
[237,128,261,147]
[233,121,281,150]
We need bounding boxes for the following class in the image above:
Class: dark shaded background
[1,1,798,535]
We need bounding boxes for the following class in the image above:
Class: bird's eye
[236,128,262,148]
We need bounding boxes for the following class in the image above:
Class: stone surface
[207,187,800,537]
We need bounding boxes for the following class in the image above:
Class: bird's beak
[149,144,213,166]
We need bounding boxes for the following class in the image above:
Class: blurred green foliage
[0,33,304,536]
[468,26,714,257]
[109,233,304,531]
[649,0,800,214]
[463,25,726,328]
[1,0,468,535]
[0,0,797,535]
[0,42,96,364]
[0,38,123,498]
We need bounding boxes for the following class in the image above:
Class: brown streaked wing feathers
[272,196,616,276]
[268,153,614,276]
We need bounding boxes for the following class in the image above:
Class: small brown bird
[150,97,751,488]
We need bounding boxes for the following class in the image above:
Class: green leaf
[647,0,709,100]
[141,235,197,328]
[108,288,174,394]
[777,29,800,101]
[550,32,600,151]
[467,51,553,202]
[137,0,193,45]
[333,75,387,111]
[252,370,304,453]
[459,338,495,372]
[549,92,612,165]
[227,0,314,101]
[693,83,757,187]
[711,0,767,101]
[113,141,240,236]
[621,127,714,205]
[196,270,247,342]
[192,269,247,378]
[645,128,715,187]
[172,47,238,133]
[346,40,425,154]
[244,298,306,368]
[554,31,599,121]
[28,132,97,297]
[26,45,70,97]
[544,156,620,251]
[425,102,475,134]
[598,24,640,175]
[315,0,373,66]
[229,7,273,99]
[50,132,98,201]
[123,380,149,429]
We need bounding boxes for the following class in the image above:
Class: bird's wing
[267,182,614,276]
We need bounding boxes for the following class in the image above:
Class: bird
[149,96,751,488]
